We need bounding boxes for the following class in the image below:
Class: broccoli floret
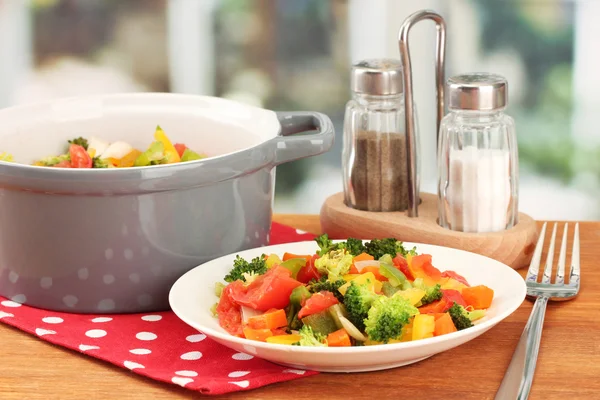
[448,303,474,330]
[92,157,110,168]
[68,137,89,150]
[343,281,379,331]
[412,278,443,305]
[421,284,442,305]
[292,325,327,347]
[364,238,415,260]
[315,234,335,256]
[307,276,345,302]
[314,234,365,256]
[223,255,267,283]
[344,238,366,256]
[364,294,418,343]
[314,249,353,281]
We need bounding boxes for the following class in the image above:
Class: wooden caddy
[320,192,538,270]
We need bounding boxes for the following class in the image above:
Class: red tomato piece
[230,266,302,311]
[174,143,187,158]
[69,144,92,168]
[216,281,244,337]
[417,299,448,314]
[441,289,467,311]
[393,254,414,281]
[271,327,289,336]
[297,291,339,319]
[296,254,322,284]
[52,160,72,168]
[441,270,471,287]
[348,264,359,274]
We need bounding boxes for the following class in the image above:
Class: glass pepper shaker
[437,73,519,233]
[342,59,419,212]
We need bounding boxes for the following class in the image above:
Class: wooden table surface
[1,214,599,400]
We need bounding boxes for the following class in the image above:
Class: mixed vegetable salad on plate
[0,125,206,168]
[212,234,495,347]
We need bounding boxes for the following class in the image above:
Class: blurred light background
[0,0,598,220]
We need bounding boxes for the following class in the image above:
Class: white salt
[446,146,511,232]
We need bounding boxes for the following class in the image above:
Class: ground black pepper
[349,130,408,212]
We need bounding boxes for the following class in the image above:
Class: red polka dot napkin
[0,222,319,396]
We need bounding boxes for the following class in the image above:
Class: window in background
[0,0,597,221]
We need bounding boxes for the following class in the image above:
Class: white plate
[169,240,526,373]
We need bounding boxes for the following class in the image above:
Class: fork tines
[525,222,580,287]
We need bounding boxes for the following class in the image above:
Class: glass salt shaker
[437,73,518,233]
[342,59,419,212]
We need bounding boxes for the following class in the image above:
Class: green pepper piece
[379,262,408,288]
[180,148,206,162]
[290,285,312,307]
[134,141,166,166]
[279,258,307,279]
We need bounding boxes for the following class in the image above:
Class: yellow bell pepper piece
[342,274,360,281]
[338,272,382,296]
[109,149,142,168]
[439,277,467,292]
[265,254,283,269]
[266,334,301,345]
[412,314,435,341]
[394,288,426,306]
[400,321,414,342]
[154,125,181,164]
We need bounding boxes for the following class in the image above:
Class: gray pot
[0,93,334,313]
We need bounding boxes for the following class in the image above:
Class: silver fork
[495,222,581,400]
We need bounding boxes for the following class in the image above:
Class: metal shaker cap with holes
[447,73,507,111]
[350,59,403,96]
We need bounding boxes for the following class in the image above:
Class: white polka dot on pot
[62,295,78,308]
[40,277,52,289]
[8,271,18,283]
[129,273,141,284]
[78,268,89,280]
[103,274,115,285]
[186,333,206,343]
[136,332,157,341]
[105,248,114,260]
[124,249,134,260]
[141,315,162,322]
[85,329,107,338]
[180,351,202,360]
[11,294,26,303]
[175,370,198,377]
[129,348,151,355]
[42,317,63,324]
[97,299,115,311]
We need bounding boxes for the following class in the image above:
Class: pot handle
[271,111,335,166]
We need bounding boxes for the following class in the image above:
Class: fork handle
[495,296,549,400]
